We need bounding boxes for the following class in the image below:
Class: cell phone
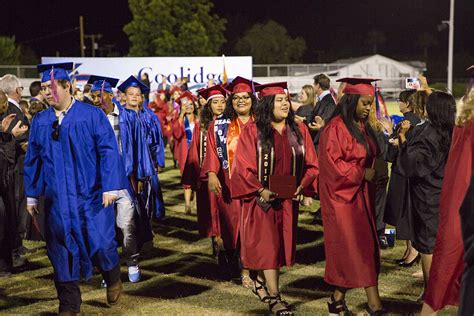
[405,77,421,90]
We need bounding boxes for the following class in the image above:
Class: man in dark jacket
[0,90,28,277]
[308,74,337,152]
[0,74,30,261]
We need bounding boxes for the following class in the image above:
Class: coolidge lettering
[139,66,224,85]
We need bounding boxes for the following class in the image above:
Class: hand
[418,75,429,91]
[308,116,324,131]
[20,142,28,152]
[102,193,118,207]
[208,172,222,196]
[259,189,278,202]
[27,204,39,217]
[294,185,304,197]
[398,120,411,136]
[365,168,376,182]
[137,180,144,194]
[0,114,16,132]
[294,115,305,124]
[12,121,28,137]
[378,117,393,135]
[388,138,399,147]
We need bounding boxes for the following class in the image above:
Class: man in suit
[0,74,30,263]
[307,74,336,223]
[308,74,337,152]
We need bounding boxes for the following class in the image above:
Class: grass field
[0,104,459,315]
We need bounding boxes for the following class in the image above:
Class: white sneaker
[128,265,141,283]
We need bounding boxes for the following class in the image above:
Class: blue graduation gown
[24,101,125,282]
[130,108,166,220]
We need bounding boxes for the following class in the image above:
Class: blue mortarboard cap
[87,75,119,94]
[117,75,149,94]
[37,62,74,83]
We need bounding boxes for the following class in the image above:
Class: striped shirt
[107,104,122,153]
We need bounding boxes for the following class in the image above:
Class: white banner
[41,56,253,91]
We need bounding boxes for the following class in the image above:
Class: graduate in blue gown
[88,75,144,283]
[24,63,125,314]
[117,76,165,242]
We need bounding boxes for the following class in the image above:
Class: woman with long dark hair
[202,77,257,281]
[397,91,456,302]
[230,82,318,316]
[172,91,198,213]
[181,85,226,243]
[318,78,385,315]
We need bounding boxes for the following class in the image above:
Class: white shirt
[8,97,21,111]
[318,90,331,102]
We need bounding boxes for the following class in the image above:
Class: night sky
[2,0,473,71]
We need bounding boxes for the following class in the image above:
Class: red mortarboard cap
[170,85,183,95]
[254,82,288,98]
[336,77,380,96]
[175,91,194,105]
[198,85,227,101]
[226,76,259,94]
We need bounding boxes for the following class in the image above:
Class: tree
[235,20,306,64]
[416,32,438,62]
[0,36,20,65]
[124,0,226,56]
[366,30,386,54]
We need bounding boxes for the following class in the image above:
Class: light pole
[448,0,454,93]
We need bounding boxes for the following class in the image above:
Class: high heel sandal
[395,247,410,264]
[252,279,271,303]
[398,254,421,267]
[268,295,293,316]
[328,295,352,316]
[365,304,388,316]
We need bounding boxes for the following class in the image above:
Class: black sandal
[365,304,388,316]
[252,279,271,303]
[328,295,352,315]
[268,295,294,316]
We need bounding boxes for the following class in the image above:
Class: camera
[405,77,421,90]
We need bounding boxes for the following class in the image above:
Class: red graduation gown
[230,122,318,269]
[172,115,195,175]
[181,122,220,237]
[424,121,473,310]
[200,119,251,250]
[148,100,168,128]
[319,116,379,288]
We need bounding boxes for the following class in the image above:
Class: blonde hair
[456,88,474,126]
[368,101,384,132]
[301,85,316,106]
[408,91,429,119]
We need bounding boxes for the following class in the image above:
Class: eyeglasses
[51,119,60,141]
[232,95,251,102]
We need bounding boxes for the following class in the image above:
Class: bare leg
[263,269,288,313]
[421,302,438,316]
[365,285,383,311]
[184,188,192,213]
[404,241,419,263]
[421,253,433,286]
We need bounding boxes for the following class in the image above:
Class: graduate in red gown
[421,87,474,315]
[148,90,168,134]
[230,82,318,316]
[167,86,182,166]
[202,78,258,280]
[318,78,385,315]
[181,85,226,240]
[172,91,197,213]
